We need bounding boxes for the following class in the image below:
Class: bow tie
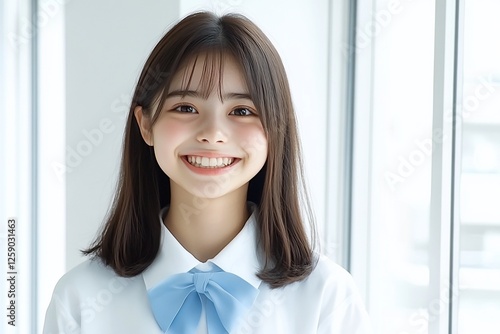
[148,264,260,333]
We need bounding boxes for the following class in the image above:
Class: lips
[184,155,237,169]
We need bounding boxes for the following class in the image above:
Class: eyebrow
[166,89,252,101]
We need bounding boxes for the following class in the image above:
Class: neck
[164,183,250,262]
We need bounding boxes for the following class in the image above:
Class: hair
[83,11,316,288]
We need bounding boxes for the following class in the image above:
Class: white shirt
[43,204,372,333]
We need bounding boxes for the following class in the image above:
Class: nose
[196,114,228,144]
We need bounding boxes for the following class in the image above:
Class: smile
[185,155,236,169]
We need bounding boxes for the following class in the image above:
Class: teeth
[186,156,234,168]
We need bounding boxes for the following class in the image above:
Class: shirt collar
[142,202,263,291]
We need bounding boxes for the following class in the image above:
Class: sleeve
[317,264,373,334]
[43,286,81,334]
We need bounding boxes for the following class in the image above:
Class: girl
[44,11,371,334]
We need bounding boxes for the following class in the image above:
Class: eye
[230,108,254,116]
[174,105,197,113]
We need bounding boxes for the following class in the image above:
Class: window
[350,0,436,332]
[349,0,500,333]
[458,0,500,331]
[0,0,37,332]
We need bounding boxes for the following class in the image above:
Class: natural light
[1,0,499,333]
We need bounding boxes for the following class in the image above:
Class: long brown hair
[83,11,316,288]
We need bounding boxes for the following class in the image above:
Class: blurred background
[1,0,499,333]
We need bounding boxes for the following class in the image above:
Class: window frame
[348,0,465,332]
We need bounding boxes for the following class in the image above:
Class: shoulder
[46,258,141,317]
[43,258,120,333]
[51,258,136,303]
[306,253,358,292]
[251,255,371,333]
[54,258,115,290]
[299,254,372,333]
[290,253,367,311]
[272,253,361,304]
[310,253,351,278]
[44,258,151,333]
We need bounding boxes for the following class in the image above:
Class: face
[136,54,268,202]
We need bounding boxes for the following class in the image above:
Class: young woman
[43,11,371,334]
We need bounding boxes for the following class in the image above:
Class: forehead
[168,52,249,97]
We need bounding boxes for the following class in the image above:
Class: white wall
[38,2,182,331]
[65,0,179,269]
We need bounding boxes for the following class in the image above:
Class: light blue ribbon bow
[148,265,259,333]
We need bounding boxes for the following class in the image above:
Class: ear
[134,106,153,146]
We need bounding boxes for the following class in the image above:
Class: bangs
[151,49,233,123]
[178,50,228,100]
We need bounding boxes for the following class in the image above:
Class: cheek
[151,120,190,170]
[152,120,187,145]
[236,124,268,159]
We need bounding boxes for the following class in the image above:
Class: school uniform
[43,203,372,334]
